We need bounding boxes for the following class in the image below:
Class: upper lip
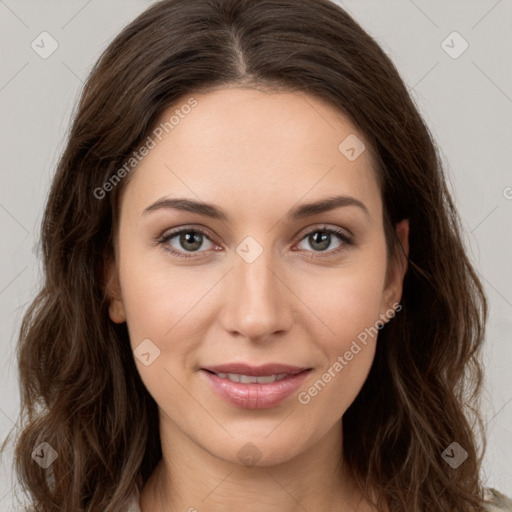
[202,363,310,376]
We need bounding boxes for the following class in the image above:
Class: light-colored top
[126,485,512,511]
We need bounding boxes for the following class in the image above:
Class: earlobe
[104,260,127,324]
[109,297,127,324]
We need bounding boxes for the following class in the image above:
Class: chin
[199,427,315,468]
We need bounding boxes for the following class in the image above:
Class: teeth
[215,372,290,384]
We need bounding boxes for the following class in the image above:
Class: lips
[200,363,312,409]
[202,363,308,376]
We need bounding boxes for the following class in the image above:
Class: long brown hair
[2,0,488,510]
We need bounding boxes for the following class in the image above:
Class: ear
[380,219,409,315]
[104,257,127,324]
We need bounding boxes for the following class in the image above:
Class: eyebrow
[143,194,370,221]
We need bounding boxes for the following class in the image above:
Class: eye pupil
[310,231,330,251]
[181,231,202,251]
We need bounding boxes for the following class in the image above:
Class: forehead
[121,87,382,223]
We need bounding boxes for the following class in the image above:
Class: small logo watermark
[31,442,58,468]
[441,31,469,59]
[236,236,264,264]
[237,442,262,467]
[133,338,161,366]
[441,441,468,469]
[31,32,58,59]
[338,134,366,161]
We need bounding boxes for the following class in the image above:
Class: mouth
[203,371,293,384]
[202,363,310,377]
[200,363,312,409]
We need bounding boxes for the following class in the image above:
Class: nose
[218,241,294,343]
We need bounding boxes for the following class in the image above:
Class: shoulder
[483,488,512,512]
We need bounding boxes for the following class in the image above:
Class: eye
[294,225,353,257]
[158,227,217,259]
[158,224,353,260]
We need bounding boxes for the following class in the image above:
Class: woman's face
[106,86,408,466]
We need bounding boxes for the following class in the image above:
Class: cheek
[117,254,209,413]
[294,248,387,413]
[297,249,388,349]
[297,339,376,426]
[118,237,211,345]
[295,278,382,424]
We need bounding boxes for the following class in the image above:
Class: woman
[3,0,511,510]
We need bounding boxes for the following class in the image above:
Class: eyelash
[157,224,353,260]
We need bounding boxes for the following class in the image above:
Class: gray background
[1,0,511,509]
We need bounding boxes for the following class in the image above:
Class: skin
[106,86,409,512]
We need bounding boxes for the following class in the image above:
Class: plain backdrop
[1,0,511,509]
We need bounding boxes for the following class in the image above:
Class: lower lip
[201,369,311,409]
